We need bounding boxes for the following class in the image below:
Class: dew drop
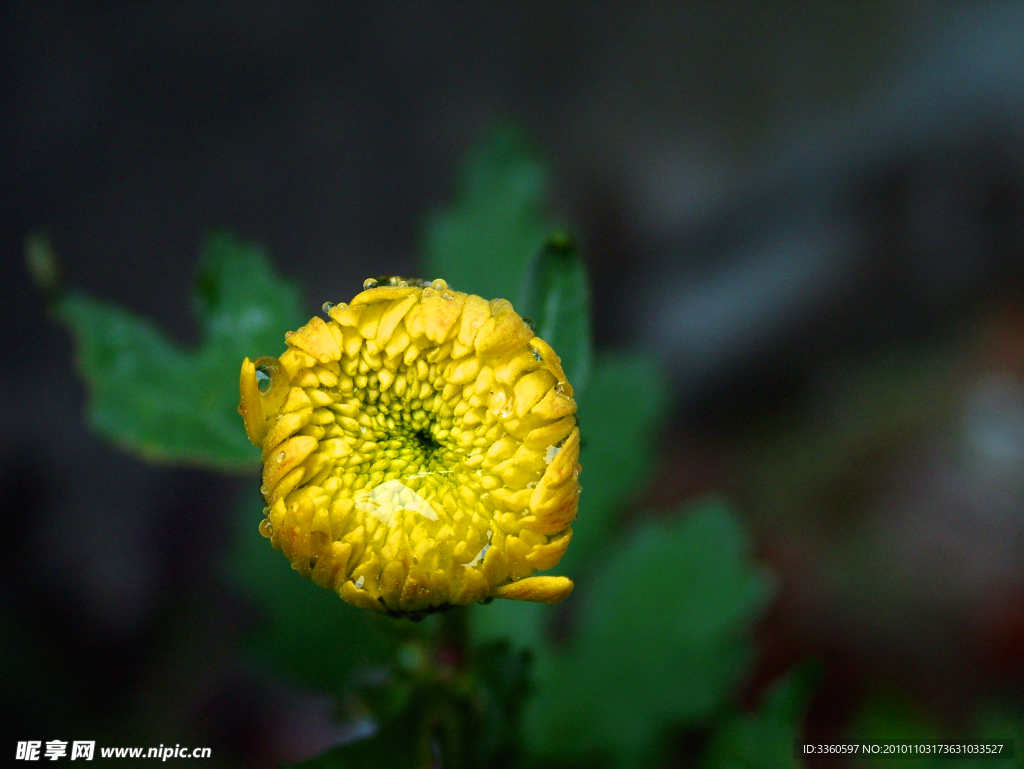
[430,279,448,291]
[285,331,293,339]
[259,519,273,538]
[277,452,286,461]
[255,364,272,392]
[465,543,490,567]
[531,348,542,362]
[363,278,379,290]
[527,481,538,489]
[322,302,334,313]
[354,575,365,589]
[397,280,408,288]
[441,291,453,301]
[260,484,269,495]
[554,383,566,395]
[422,287,434,298]
[523,317,537,332]
[498,403,513,419]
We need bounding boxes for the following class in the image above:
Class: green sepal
[517,231,593,394]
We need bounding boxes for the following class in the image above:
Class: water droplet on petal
[397,280,408,288]
[498,403,513,419]
[255,365,272,392]
[260,484,269,495]
[430,279,448,291]
[363,278,379,290]
[322,302,334,313]
[354,575,365,589]
[465,542,490,567]
[259,519,273,538]
[527,481,537,489]
[554,383,566,395]
[441,291,453,301]
[523,317,537,332]
[531,348,542,362]
[277,452,286,461]
[422,287,434,298]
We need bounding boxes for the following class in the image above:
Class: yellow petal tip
[489,575,574,604]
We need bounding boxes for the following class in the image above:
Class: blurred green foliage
[54,127,787,768]
[850,690,1023,769]
[526,499,775,768]
[295,640,533,769]
[699,663,819,769]
[559,351,669,579]
[424,126,554,304]
[746,344,961,528]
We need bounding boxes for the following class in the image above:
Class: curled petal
[489,575,574,604]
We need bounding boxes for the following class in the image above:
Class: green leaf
[517,231,593,393]
[227,485,401,692]
[699,664,819,769]
[423,126,554,302]
[53,232,306,471]
[526,498,775,767]
[471,352,670,655]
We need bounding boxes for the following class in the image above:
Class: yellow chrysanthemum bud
[238,278,580,617]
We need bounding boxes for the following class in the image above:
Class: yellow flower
[238,278,580,616]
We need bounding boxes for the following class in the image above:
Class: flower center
[413,426,441,454]
[331,364,460,495]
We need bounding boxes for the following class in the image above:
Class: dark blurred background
[5,2,1024,766]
